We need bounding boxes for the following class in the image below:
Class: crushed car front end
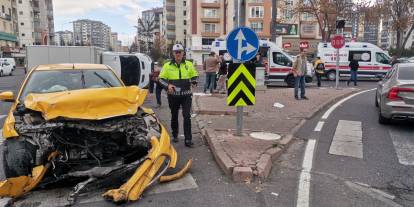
[0,64,192,204]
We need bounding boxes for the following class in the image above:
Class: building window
[250,6,264,18]
[184,20,187,25]
[251,22,263,32]
[184,29,187,35]
[204,24,217,33]
[204,9,218,18]
[18,0,22,3]
[203,0,218,3]
[184,10,187,16]
[21,33,25,37]
[184,1,186,6]
[20,22,24,26]
[19,11,23,15]
[202,38,215,46]
[2,6,4,13]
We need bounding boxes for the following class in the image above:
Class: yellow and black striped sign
[227,63,256,106]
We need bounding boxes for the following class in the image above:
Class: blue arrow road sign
[226,27,259,62]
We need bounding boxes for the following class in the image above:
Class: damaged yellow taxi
[0,64,192,204]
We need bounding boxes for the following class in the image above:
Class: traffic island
[193,87,360,182]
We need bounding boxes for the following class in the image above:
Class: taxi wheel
[2,138,37,178]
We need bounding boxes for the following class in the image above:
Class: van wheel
[326,70,336,81]
[0,70,3,77]
[286,75,295,88]
[9,70,12,76]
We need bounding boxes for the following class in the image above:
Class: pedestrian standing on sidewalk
[203,52,220,94]
[149,62,163,107]
[217,55,228,94]
[314,57,325,87]
[159,44,198,147]
[347,57,359,86]
[292,48,309,100]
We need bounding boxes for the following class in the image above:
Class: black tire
[378,108,391,125]
[0,70,3,77]
[286,75,295,88]
[3,138,37,178]
[326,70,337,81]
[375,93,379,107]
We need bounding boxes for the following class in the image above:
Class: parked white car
[0,58,16,71]
[0,61,13,76]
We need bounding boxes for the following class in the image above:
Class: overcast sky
[53,0,162,46]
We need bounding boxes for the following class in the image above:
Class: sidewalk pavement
[193,86,360,182]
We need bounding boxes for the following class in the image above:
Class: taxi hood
[23,86,148,120]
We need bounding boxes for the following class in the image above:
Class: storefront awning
[0,32,18,42]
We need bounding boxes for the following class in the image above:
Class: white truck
[26,46,151,88]
[211,40,313,87]
[317,42,392,81]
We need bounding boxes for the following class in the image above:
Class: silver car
[376,63,414,124]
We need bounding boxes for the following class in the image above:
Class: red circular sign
[331,35,345,49]
[299,41,309,49]
[283,43,292,49]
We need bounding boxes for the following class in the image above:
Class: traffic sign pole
[226,27,259,136]
[331,33,345,89]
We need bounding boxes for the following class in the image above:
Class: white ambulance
[211,40,314,87]
[317,42,392,81]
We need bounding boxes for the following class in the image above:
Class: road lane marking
[329,120,363,159]
[297,139,316,207]
[389,128,414,166]
[313,121,325,132]
[14,173,198,206]
[321,89,375,120]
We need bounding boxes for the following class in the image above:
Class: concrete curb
[193,88,362,181]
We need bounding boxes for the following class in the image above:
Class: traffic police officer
[159,44,198,147]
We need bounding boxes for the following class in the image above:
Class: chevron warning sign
[227,63,256,106]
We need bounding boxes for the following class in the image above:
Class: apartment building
[110,32,123,52]
[73,19,112,49]
[55,30,73,46]
[163,0,187,50]
[186,0,234,64]
[0,0,18,54]
[137,7,163,53]
[15,0,54,47]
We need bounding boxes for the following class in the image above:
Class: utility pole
[271,0,277,42]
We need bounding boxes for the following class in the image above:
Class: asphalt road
[1,68,412,207]
[296,88,414,207]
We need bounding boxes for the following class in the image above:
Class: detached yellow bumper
[0,125,192,204]
[103,125,192,202]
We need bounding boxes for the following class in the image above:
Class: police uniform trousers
[167,95,192,141]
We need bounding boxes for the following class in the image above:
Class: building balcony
[201,17,220,23]
[166,6,175,12]
[248,17,264,22]
[166,34,176,40]
[247,0,264,6]
[166,15,175,21]
[166,24,176,30]
[0,13,12,21]
[201,32,220,37]
[201,2,221,8]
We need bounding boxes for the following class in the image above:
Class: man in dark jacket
[348,58,359,86]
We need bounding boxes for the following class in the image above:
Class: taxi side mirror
[0,91,15,102]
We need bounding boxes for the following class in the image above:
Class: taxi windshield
[20,69,123,101]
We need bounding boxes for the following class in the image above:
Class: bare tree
[376,0,414,53]
[136,10,157,54]
[283,0,371,42]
